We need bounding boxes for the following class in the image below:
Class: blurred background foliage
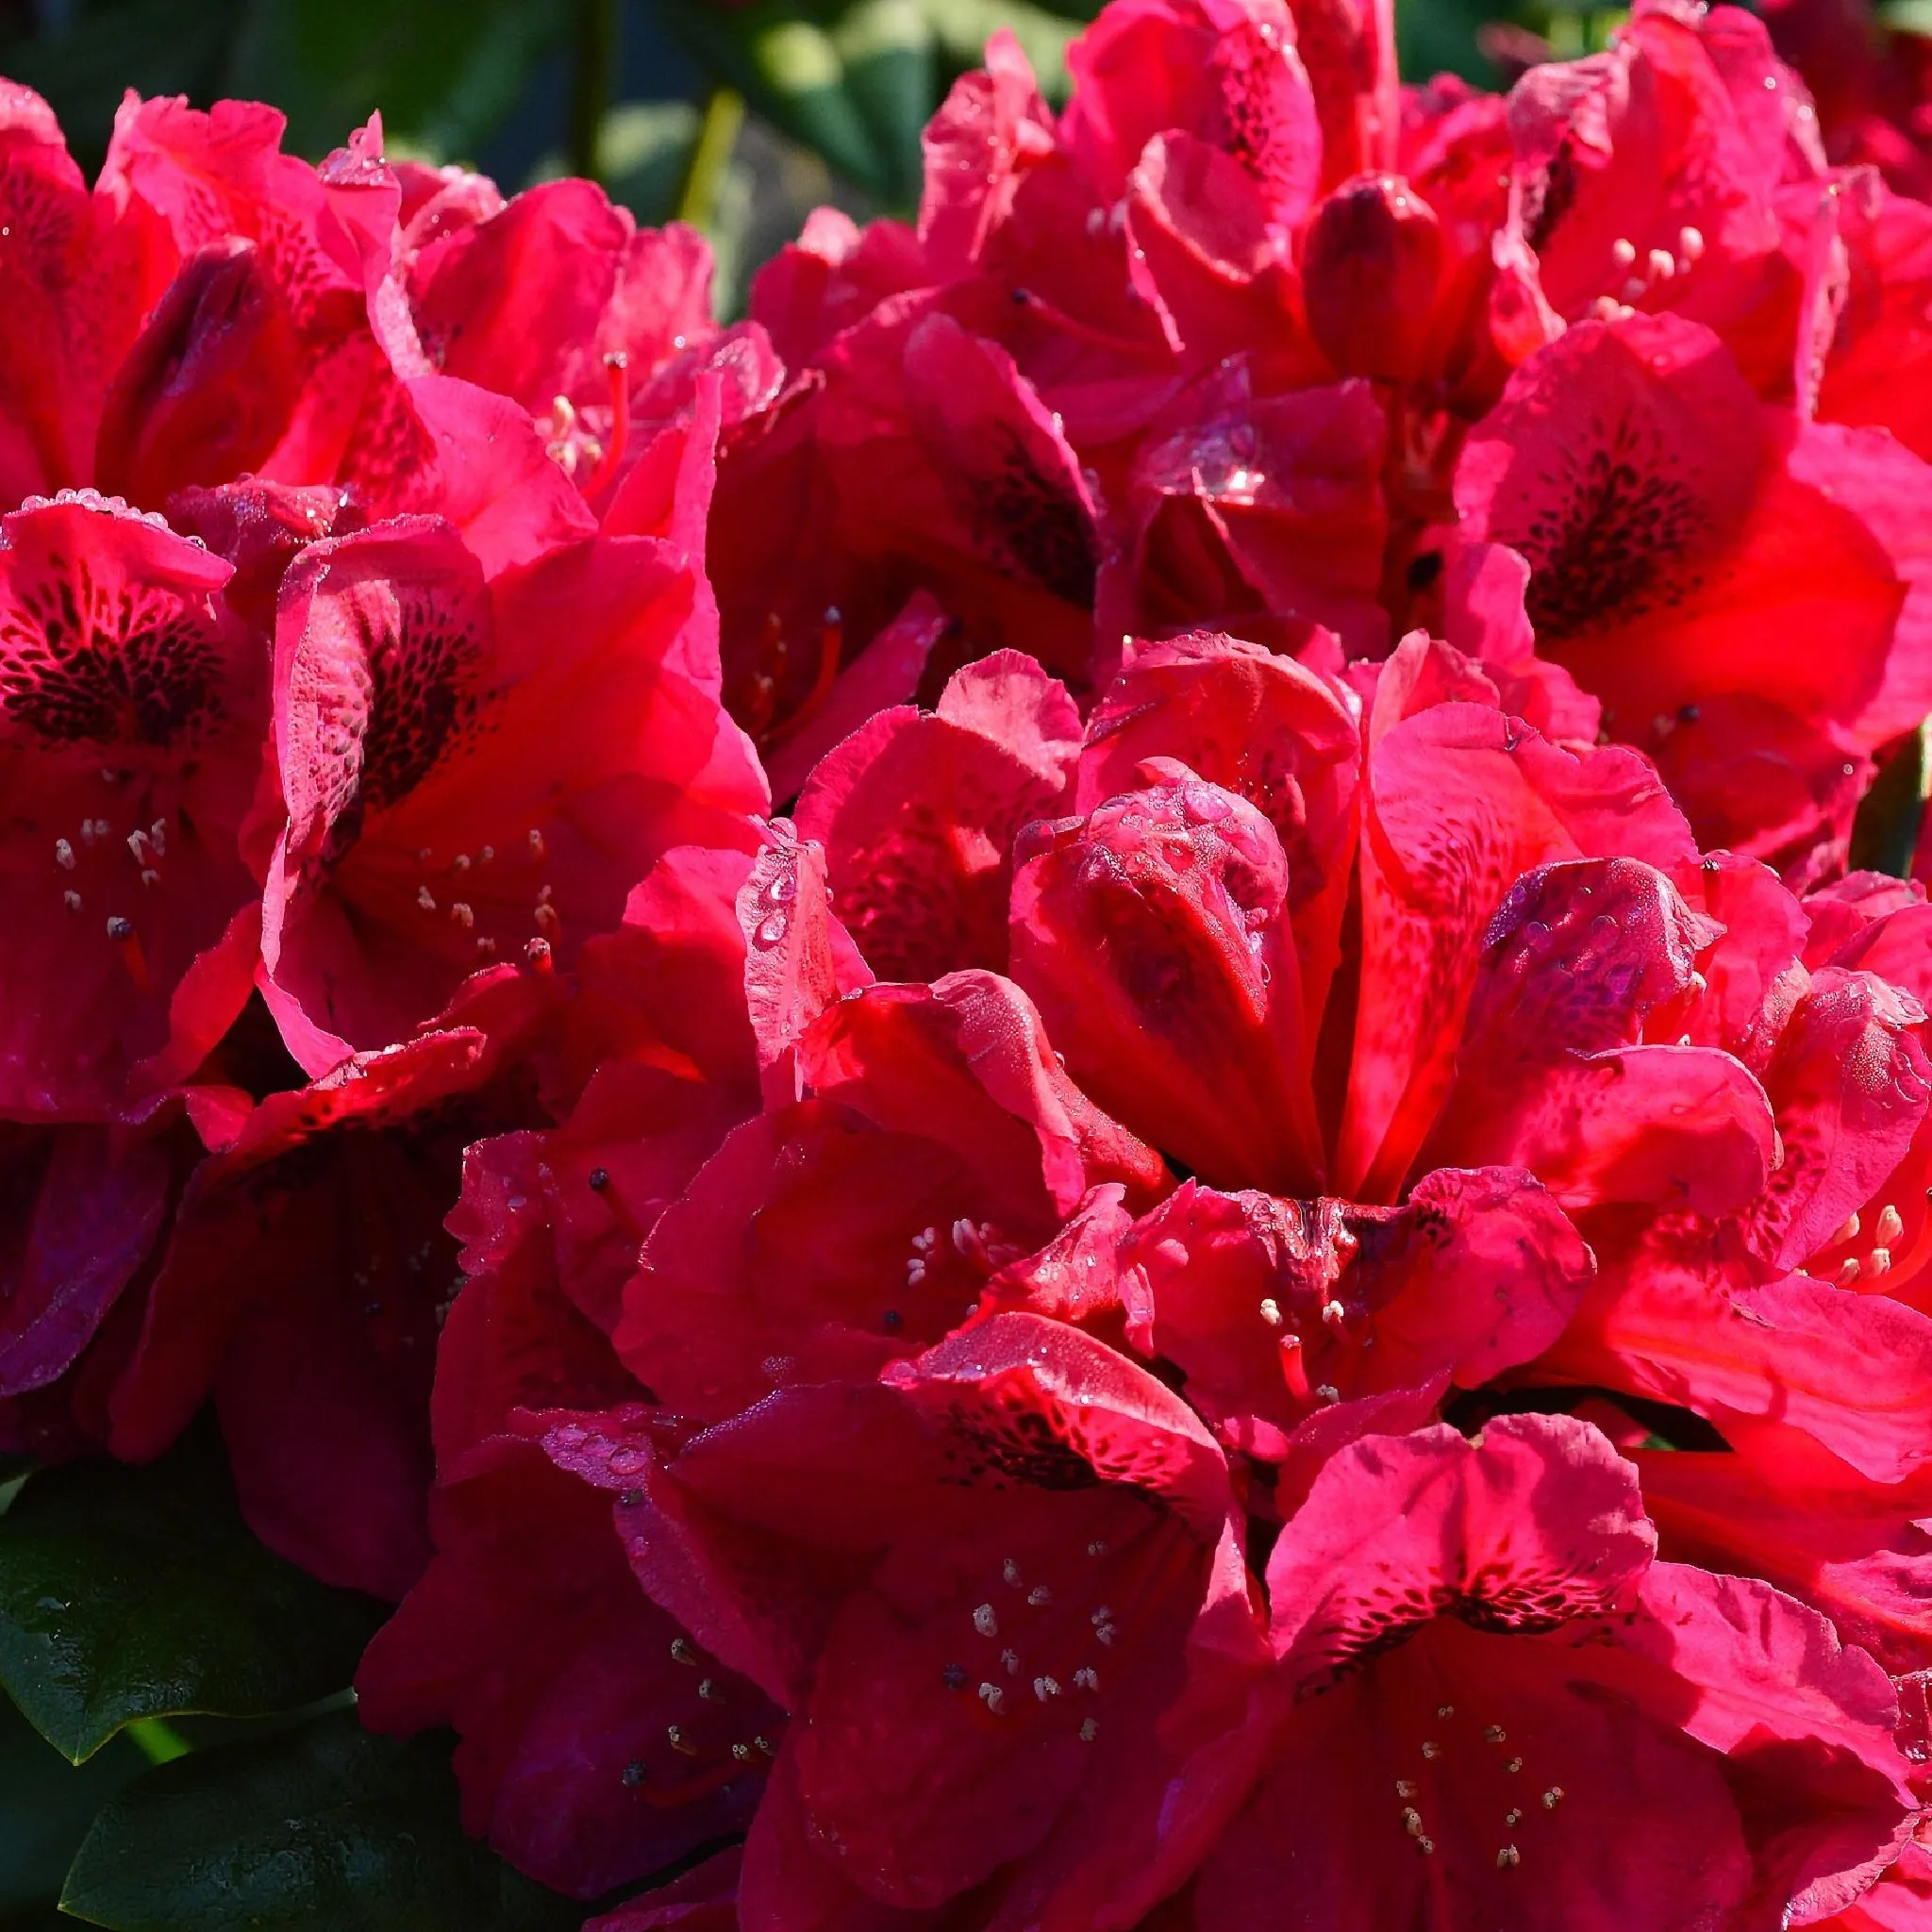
[0,0,1628,310]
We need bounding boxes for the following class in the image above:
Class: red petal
[793,651,1079,983]
[0,492,264,1117]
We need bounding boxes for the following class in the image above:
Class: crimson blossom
[355,623,1932,1925]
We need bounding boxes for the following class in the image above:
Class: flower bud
[1301,172,1443,381]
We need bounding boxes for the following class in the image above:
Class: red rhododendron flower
[1764,0,1932,198]
[358,1427,777,1897]
[608,1313,1258,1927]
[1163,1415,1916,1928]
[1499,0,1830,399]
[791,648,1082,979]
[258,503,764,1071]
[0,491,264,1119]
[0,1118,177,1420]
[1449,309,1932,873]
[108,995,556,1597]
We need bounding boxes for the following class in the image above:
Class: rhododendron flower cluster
[8,0,1932,1924]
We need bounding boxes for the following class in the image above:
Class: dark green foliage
[0,1427,385,1764]
[58,1711,579,1932]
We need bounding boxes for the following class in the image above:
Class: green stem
[675,86,746,231]
[126,1718,192,1766]
[569,0,623,180]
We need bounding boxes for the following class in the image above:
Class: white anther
[449,901,475,929]
[54,839,75,870]
[974,1604,999,1638]
[417,886,437,913]
[1542,1786,1564,1808]
[1001,1648,1021,1674]
[140,869,159,888]
[126,830,148,862]
[1497,1845,1521,1869]
[1079,1717,1099,1741]
[1421,1741,1441,1759]
[1836,1211,1861,1245]
[527,828,546,860]
[1505,1807,1523,1825]
[1073,1668,1099,1691]
[1877,1204,1905,1246]
[63,890,82,913]
[1027,1586,1053,1607]
[1610,237,1638,268]
[1086,1541,1108,1557]
[1647,247,1675,279]
[1315,1385,1341,1404]
[1258,1297,1282,1326]
[978,1683,1006,1713]
[1838,1258,1861,1285]
[1004,1559,1024,1588]
[1870,1247,1893,1276]
[1322,1299,1346,1326]
[1677,225,1705,262]
[1395,1779,1418,1798]
[1033,1676,1061,1701]
[1484,1725,1507,1742]
[1437,1706,1455,1718]
[1404,1808,1424,1837]
[148,821,166,855]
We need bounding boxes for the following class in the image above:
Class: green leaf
[1394,0,1497,86]
[0,0,248,173]
[921,0,1083,101]
[597,99,706,225]
[1849,718,1932,881]
[59,1711,577,1932]
[0,1427,384,1764]
[0,1695,143,1926]
[831,0,936,205]
[223,0,563,161]
[1881,0,1932,33]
